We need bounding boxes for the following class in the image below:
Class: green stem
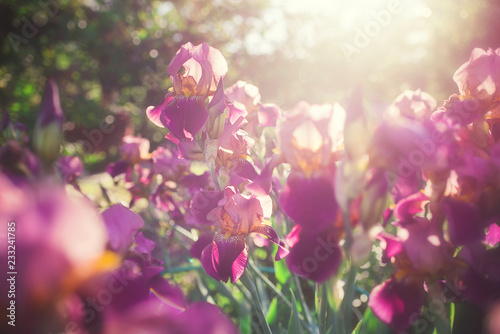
[295,276,318,334]
[343,206,352,255]
[317,283,328,334]
[248,261,311,331]
[240,271,273,334]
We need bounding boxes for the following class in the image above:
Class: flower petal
[200,233,247,283]
[190,190,224,225]
[368,278,425,332]
[280,171,338,233]
[285,227,342,282]
[102,204,144,254]
[162,95,209,141]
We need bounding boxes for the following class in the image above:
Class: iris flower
[147,42,228,142]
[192,186,288,283]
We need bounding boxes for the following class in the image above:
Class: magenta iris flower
[147,42,228,142]
[194,186,288,283]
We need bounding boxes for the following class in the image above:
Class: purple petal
[190,190,224,225]
[485,223,500,247]
[377,232,403,262]
[250,224,289,260]
[393,192,428,222]
[201,233,248,283]
[285,226,342,283]
[442,198,485,246]
[177,302,239,334]
[102,204,144,253]
[133,232,156,255]
[162,95,209,141]
[180,172,212,193]
[147,94,174,128]
[280,171,338,233]
[165,132,205,160]
[207,78,226,117]
[246,156,283,196]
[190,234,214,259]
[106,160,129,178]
[399,217,449,272]
[228,101,248,124]
[368,278,425,332]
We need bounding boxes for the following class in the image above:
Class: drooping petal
[146,94,175,128]
[200,233,248,283]
[165,132,205,160]
[207,78,227,118]
[161,95,209,141]
[368,278,425,332]
[285,226,342,283]
[280,170,338,233]
[190,233,214,259]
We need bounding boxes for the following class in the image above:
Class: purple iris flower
[147,42,228,142]
[193,186,287,283]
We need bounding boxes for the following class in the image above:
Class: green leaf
[355,308,391,334]
[288,290,303,334]
[267,297,278,325]
[450,303,455,330]
[274,256,291,284]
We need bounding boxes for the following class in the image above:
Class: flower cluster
[2,43,500,333]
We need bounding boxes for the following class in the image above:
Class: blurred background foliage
[0,0,499,167]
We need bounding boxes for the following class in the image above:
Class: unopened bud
[34,78,64,164]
